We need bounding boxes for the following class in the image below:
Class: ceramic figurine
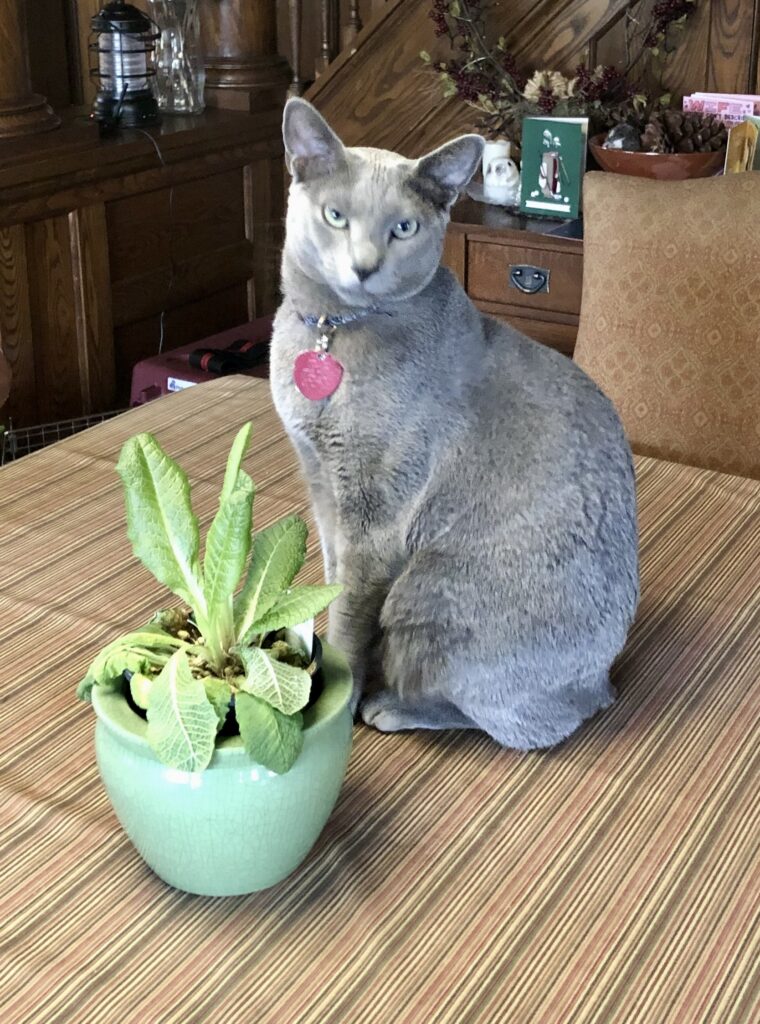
[483,155,521,204]
[482,138,512,179]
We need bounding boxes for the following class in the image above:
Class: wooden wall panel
[639,0,713,103]
[106,170,247,280]
[0,225,37,424]
[111,239,254,326]
[708,0,759,93]
[69,204,115,412]
[25,216,82,421]
[244,157,285,318]
[106,165,258,384]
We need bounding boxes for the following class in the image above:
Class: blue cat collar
[298,307,391,328]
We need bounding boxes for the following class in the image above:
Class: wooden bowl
[589,133,726,180]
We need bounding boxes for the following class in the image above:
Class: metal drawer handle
[509,264,550,295]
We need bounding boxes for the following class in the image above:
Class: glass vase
[147,0,205,114]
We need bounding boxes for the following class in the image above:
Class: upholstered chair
[573,172,760,479]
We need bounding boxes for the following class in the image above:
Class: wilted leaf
[77,626,182,700]
[203,677,233,729]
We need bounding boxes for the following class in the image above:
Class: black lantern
[90,1,160,127]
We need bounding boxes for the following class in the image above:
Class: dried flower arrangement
[422,0,699,142]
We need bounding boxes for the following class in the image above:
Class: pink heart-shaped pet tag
[294,350,344,400]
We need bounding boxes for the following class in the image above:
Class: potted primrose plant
[77,423,352,896]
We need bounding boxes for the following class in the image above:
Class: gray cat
[270,98,639,749]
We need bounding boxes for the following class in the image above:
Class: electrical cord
[127,127,177,355]
[82,96,178,356]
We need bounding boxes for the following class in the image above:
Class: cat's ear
[283,98,346,182]
[413,135,485,208]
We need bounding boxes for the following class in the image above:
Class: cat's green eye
[391,218,419,240]
[323,206,348,229]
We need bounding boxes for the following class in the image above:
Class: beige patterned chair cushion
[573,171,760,479]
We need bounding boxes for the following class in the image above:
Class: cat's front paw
[360,692,409,733]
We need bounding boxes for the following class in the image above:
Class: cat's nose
[353,262,381,282]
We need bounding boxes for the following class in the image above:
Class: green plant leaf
[146,651,218,772]
[203,677,233,729]
[204,473,255,655]
[76,626,184,700]
[219,423,252,505]
[234,692,303,774]
[116,434,207,623]
[238,646,311,716]
[249,584,343,636]
[234,515,308,644]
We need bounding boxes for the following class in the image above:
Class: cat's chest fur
[271,310,394,437]
[270,302,448,530]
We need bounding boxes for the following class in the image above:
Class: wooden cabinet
[444,198,584,356]
[0,108,284,425]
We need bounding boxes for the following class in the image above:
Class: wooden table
[1,376,758,1023]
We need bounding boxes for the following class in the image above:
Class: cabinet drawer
[467,240,583,315]
[488,311,576,356]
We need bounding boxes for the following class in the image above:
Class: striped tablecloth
[1,376,758,1024]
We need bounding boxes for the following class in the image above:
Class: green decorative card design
[520,117,589,219]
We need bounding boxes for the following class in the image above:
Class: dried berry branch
[423,0,699,140]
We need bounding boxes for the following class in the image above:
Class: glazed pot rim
[91,638,352,769]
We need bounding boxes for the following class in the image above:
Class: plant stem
[456,0,519,99]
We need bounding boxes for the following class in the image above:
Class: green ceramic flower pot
[92,641,353,896]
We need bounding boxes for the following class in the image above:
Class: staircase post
[316,0,339,77]
[288,0,304,97]
[203,0,291,111]
[0,0,60,139]
[345,0,363,47]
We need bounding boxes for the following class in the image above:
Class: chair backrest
[573,171,760,479]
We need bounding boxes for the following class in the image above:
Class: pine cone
[661,109,727,153]
[641,115,669,154]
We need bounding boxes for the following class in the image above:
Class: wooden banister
[345,0,363,47]
[307,0,406,100]
[316,0,341,77]
[288,0,304,96]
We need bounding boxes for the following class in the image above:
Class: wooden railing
[287,0,389,96]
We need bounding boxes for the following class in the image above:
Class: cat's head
[282,99,483,305]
